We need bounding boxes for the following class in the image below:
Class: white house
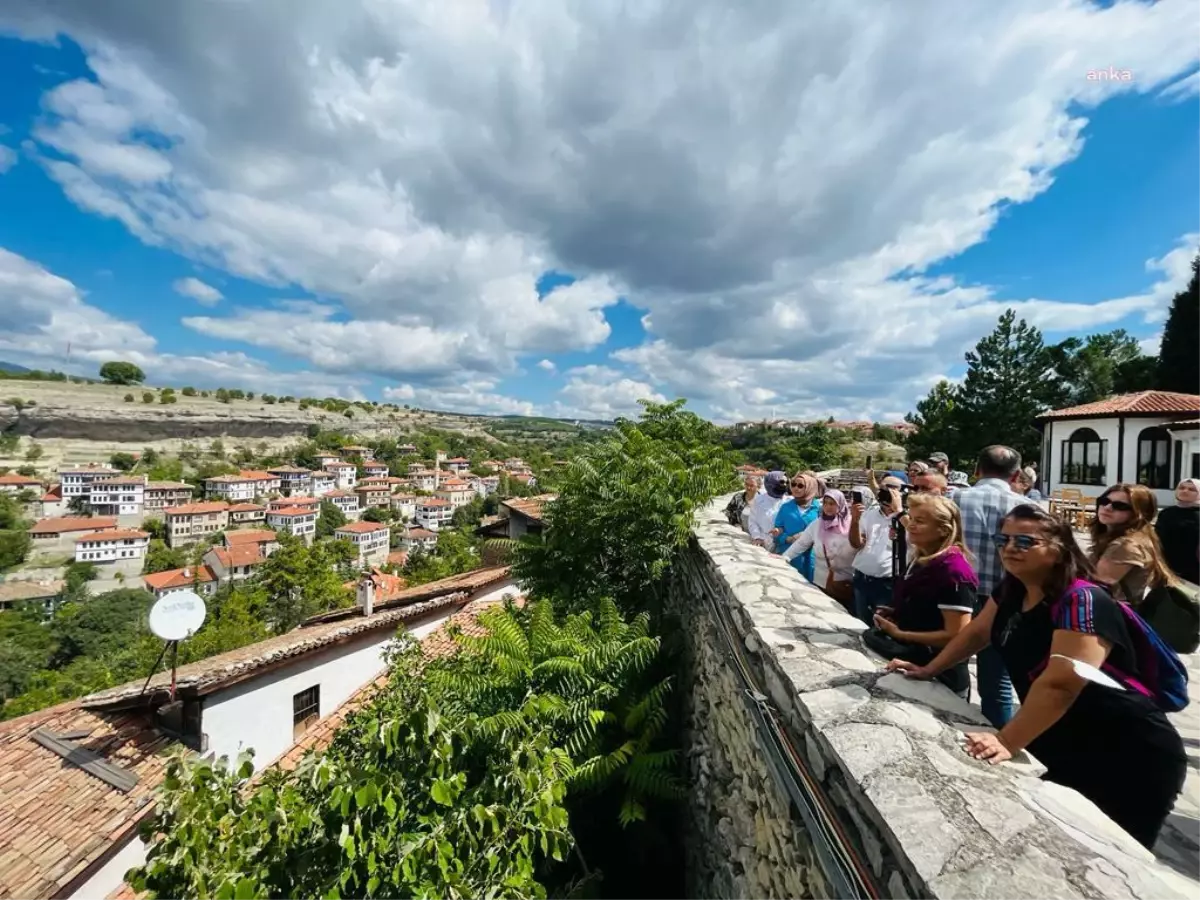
[142,565,218,600]
[436,478,475,509]
[58,464,120,499]
[74,529,150,565]
[445,457,471,473]
[390,493,417,521]
[324,489,361,520]
[238,470,282,497]
[334,522,391,569]
[310,470,337,498]
[399,527,438,552]
[1038,391,1200,508]
[143,481,194,515]
[416,497,454,531]
[340,444,374,460]
[410,468,438,492]
[0,472,43,495]
[165,502,230,547]
[266,506,318,543]
[268,466,313,497]
[0,569,515,900]
[204,474,259,503]
[355,482,392,510]
[322,461,358,490]
[88,476,146,517]
[361,461,389,479]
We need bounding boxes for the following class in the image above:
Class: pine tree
[1157,254,1199,393]
[955,310,1062,464]
[904,380,965,466]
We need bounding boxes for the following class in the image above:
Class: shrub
[181,386,196,396]
[141,392,154,404]
[99,361,146,385]
[124,393,134,402]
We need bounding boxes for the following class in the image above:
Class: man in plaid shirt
[953,445,1024,727]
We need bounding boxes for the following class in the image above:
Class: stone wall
[670,498,1193,899]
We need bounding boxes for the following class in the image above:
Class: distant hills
[0,361,31,374]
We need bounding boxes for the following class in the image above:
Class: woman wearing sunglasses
[1089,484,1174,605]
[887,504,1186,848]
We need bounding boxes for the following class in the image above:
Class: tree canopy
[99,361,146,385]
[1157,254,1199,394]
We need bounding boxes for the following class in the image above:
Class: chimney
[182,567,191,578]
[357,574,376,617]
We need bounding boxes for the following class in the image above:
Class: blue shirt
[952,477,1024,596]
[775,498,819,581]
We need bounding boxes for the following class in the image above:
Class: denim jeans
[974,592,1016,727]
[852,571,893,625]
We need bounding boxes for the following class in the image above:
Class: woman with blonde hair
[867,493,978,697]
[1089,484,1175,604]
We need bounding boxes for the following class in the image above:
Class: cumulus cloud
[1,0,1197,420]
[0,245,363,397]
[385,380,536,417]
[0,145,16,173]
[172,276,223,305]
[549,365,667,421]
[537,359,556,373]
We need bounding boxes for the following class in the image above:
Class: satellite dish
[149,590,208,641]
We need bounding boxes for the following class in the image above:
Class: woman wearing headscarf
[1155,478,1200,585]
[780,488,857,608]
[747,470,789,548]
[771,473,821,581]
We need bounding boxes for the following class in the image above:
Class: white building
[410,469,437,492]
[391,493,417,521]
[334,522,391,569]
[398,527,438,552]
[445,457,471,473]
[204,543,268,584]
[88,476,146,517]
[0,568,516,899]
[340,444,374,460]
[204,474,259,503]
[324,490,361,520]
[313,452,342,468]
[142,565,218,600]
[59,464,119,499]
[266,506,318,543]
[165,502,230,547]
[238,470,282,497]
[310,470,336,497]
[322,461,358,490]
[144,481,194,515]
[1038,391,1200,507]
[356,482,392,510]
[361,461,389,479]
[268,466,313,497]
[0,472,43,495]
[436,479,475,509]
[416,497,454,531]
[74,529,150,565]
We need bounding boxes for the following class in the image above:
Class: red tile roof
[324,489,358,498]
[41,483,62,501]
[323,461,356,469]
[0,472,42,486]
[404,528,438,540]
[268,507,316,518]
[267,466,312,474]
[164,501,229,516]
[145,481,192,491]
[342,568,407,601]
[207,544,266,569]
[387,550,409,568]
[224,529,277,546]
[75,529,150,544]
[1039,391,1200,420]
[420,497,452,507]
[29,516,118,535]
[305,566,511,625]
[0,701,173,899]
[335,522,388,534]
[502,494,556,522]
[143,565,216,591]
[269,495,320,507]
[238,470,278,480]
[226,502,265,513]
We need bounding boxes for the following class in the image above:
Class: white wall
[68,833,147,900]
[1044,415,1184,507]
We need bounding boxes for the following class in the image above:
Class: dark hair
[994,503,1095,603]
[977,444,1021,479]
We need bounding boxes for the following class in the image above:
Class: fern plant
[428,597,683,825]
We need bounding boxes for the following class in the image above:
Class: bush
[160,393,177,404]
[215,388,231,404]
[99,361,146,385]
[142,391,154,404]
[6,397,25,412]
[24,444,42,462]
[124,393,134,402]
[109,452,138,472]
[181,386,196,397]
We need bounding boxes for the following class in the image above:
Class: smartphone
[851,489,864,505]
[866,455,873,471]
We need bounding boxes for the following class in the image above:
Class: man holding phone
[848,475,903,625]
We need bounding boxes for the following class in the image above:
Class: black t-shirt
[989,579,1184,782]
[1155,505,1200,584]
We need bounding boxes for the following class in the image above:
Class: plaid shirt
[953,477,1024,596]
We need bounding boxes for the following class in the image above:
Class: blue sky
[0,2,1196,422]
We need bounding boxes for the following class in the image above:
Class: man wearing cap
[929,452,969,497]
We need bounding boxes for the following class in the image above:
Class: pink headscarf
[820,488,851,536]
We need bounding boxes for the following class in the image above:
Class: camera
[851,488,865,505]
[878,483,911,508]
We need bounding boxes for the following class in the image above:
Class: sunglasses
[1097,497,1133,512]
[991,534,1046,552]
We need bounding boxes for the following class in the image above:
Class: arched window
[1061,427,1106,486]
[1137,426,1172,489]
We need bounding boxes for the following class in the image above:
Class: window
[1061,428,1107,486]
[1136,426,1172,489]
[293,685,320,740]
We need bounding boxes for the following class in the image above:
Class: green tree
[904,380,966,464]
[252,533,349,631]
[1157,253,1199,393]
[109,451,138,472]
[953,310,1063,465]
[0,494,31,572]
[514,400,733,616]
[24,443,43,462]
[181,386,197,396]
[143,539,187,575]
[361,506,393,523]
[1051,329,1156,406]
[316,499,347,538]
[50,589,153,664]
[99,361,146,385]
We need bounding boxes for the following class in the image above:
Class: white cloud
[0,145,16,173]
[537,359,556,373]
[385,380,536,417]
[549,365,667,421]
[172,276,223,305]
[1159,70,1200,103]
[0,0,1195,421]
[0,245,362,397]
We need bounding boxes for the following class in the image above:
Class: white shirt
[746,492,785,542]
[782,518,857,582]
[852,506,894,578]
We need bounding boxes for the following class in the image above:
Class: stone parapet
[670,497,1192,899]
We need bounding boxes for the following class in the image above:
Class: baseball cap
[928,452,949,464]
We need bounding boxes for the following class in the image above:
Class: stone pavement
[1157,648,1200,882]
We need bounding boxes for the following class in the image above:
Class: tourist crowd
[726,448,1199,849]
